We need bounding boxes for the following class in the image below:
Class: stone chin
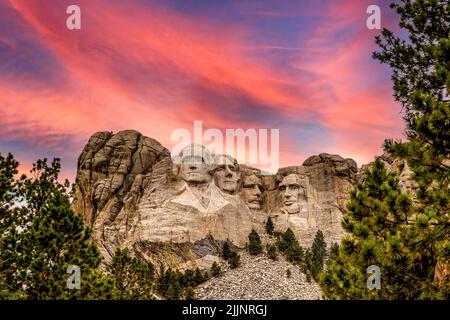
[219,181,238,193]
[282,202,300,214]
[180,170,211,184]
[246,200,262,210]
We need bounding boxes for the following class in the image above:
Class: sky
[0,0,405,180]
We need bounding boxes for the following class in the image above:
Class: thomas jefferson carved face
[213,155,240,194]
[278,174,303,214]
[242,174,263,210]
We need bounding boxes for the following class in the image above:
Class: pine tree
[0,153,21,298]
[374,0,449,297]
[222,241,232,260]
[182,269,195,287]
[193,268,205,285]
[0,155,114,299]
[286,269,291,278]
[304,249,312,277]
[108,248,155,299]
[227,251,241,269]
[159,267,181,299]
[320,159,435,298]
[327,242,339,266]
[265,217,274,236]
[248,229,263,255]
[309,230,327,280]
[320,0,449,300]
[211,262,222,277]
[184,286,195,300]
[276,228,304,264]
[267,244,278,261]
[222,240,240,269]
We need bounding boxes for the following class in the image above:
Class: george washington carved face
[176,144,213,185]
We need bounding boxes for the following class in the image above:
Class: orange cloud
[1,0,405,179]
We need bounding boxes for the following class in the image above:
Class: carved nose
[254,186,261,195]
[225,166,232,176]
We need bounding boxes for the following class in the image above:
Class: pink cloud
[1,0,405,179]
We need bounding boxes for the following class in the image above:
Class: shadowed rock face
[72,131,359,269]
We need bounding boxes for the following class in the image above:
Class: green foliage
[265,217,274,236]
[108,248,155,299]
[227,251,241,269]
[267,244,278,261]
[222,241,232,260]
[248,229,263,255]
[184,286,195,300]
[320,160,448,299]
[286,268,291,278]
[180,269,195,288]
[304,230,327,281]
[321,0,449,299]
[211,262,222,277]
[157,265,208,300]
[328,242,339,266]
[222,240,241,269]
[157,266,181,300]
[306,273,311,283]
[276,228,304,264]
[0,154,114,299]
[372,0,449,118]
[193,268,205,285]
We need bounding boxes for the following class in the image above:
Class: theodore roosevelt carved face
[242,174,263,210]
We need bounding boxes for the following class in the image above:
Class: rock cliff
[72,130,360,270]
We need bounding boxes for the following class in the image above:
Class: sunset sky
[0,0,405,180]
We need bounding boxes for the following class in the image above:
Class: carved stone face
[175,144,213,185]
[214,155,240,194]
[179,155,211,184]
[242,174,263,210]
[279,174,302,214]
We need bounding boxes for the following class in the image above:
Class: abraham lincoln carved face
[278,174,305,214]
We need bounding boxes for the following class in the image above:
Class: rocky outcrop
[72,130,172,261]
[72,131,358,269]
